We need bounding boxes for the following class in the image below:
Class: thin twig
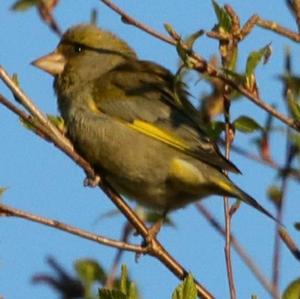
[257,17,300,42]
[294,0,300,30]
[287,0,300,31]
[0,203,145,253]
[98,1,299,132]
[223,195,236,299]
[0,67,213,299]
[0,93,31,120]
[272,137,294,296]
[99,0,174,45]
[37,0,62,37]
[195,63,299,131]
[195,203,278,298]
[272,186,286,297]
[227,142,300,183]
[292,0,300,31]
[223,93,236,299]
[279,227,300,261]
[0,67,72,149]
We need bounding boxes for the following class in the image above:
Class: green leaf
[172,66,189,107]
[172,273,197,299]
[279,75,300,98]
[98,289,127,299]
[211,0,232,32]
[12,73,20,89]
[11,0,40,11]
[233,116,262,133]
[287,89,300,119]
[289,133,300,152]
[118,265,138,299]
[164,24,197,68]
[120,265,128,295]
[127,283,139,299]
[227,46,238,71]
[176,42,197,68]
[267,185,282,208]
[223,68,245,84]
[95,265,138,299]
[164,23,178,39]
[47,114,65,132]
[245,44,272,77]
[282,278,300,299]
[19,116,42,134]
[75,259,106,286]
[184,30,204,51]
[205,121,226,141]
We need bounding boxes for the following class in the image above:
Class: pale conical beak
[31,51,66,76]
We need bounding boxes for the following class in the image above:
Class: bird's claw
[83,175,101,187]
[141,219,163,249]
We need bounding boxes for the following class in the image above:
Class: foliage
[283,278,300,299]
[172,274,197,299]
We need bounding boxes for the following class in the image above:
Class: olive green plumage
[32,24,276,221]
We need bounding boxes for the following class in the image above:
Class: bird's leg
[146,210,168,242]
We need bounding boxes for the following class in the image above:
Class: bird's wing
[92,60,240,173]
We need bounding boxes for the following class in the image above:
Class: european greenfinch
[32,24,276,221]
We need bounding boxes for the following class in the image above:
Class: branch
[188,56,298,131]
[228,142,300,183]
[279,227,300,261]
[0,94,57,141]
[257,16,300,42]
[223,94,236,298]
[196,203,278,298]
[98,1,300,132]
[0,203,145,253]
[0,66,213,299]
[99,0,174,45]
[37,0,62,37]
[272,135,295,295]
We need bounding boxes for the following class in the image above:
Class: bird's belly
[67,112,188,209]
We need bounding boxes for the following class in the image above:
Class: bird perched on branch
[32,24,276,224]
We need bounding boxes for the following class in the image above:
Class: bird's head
[32,24,137,81]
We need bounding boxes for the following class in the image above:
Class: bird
[31,24,276,224]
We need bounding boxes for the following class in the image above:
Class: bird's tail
[233,185,279,223]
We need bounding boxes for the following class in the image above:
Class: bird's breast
[65,108,176,203]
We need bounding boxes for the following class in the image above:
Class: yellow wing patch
[128,119,190,152]
[168,158,237,196]
[212,178,235,194]
[168,158,203,187]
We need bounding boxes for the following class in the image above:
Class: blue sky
[0,1,299,298]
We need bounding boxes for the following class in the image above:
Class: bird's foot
[145,209,169,244]
[83,175,101,187]
[138,219,164,257]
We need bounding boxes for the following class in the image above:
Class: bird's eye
[74,45,83,53]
